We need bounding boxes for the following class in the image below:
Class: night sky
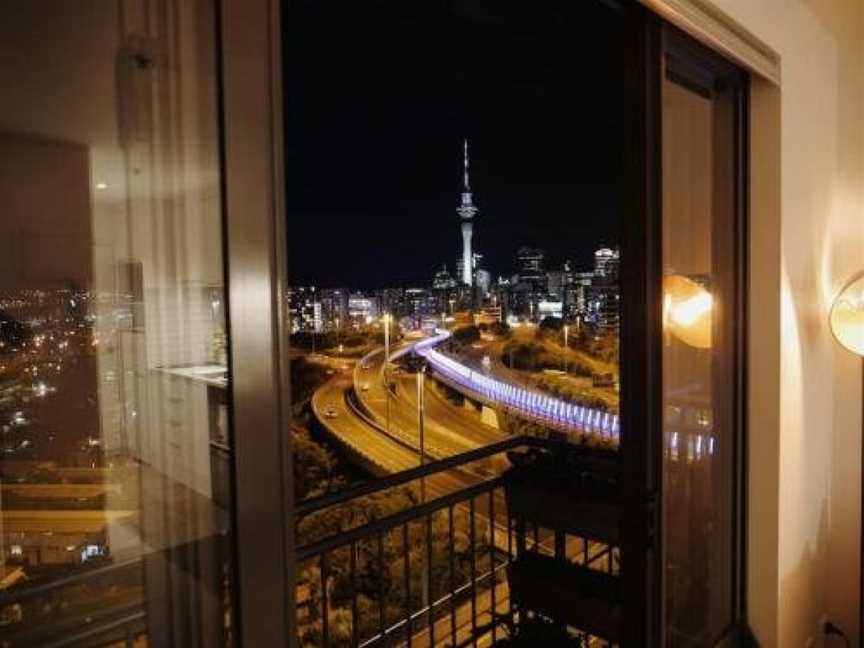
[284,0,632,288]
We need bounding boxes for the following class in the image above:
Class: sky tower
[457,139,478,286]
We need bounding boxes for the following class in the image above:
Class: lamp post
[383,313,391,434]
[416,361,427,499]
[416,358,429,608]
[829,273,864,642]
[383,313,390,363]
[563,324,569,374]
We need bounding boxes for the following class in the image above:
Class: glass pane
[661,61,737,645]
[0,3,234,646]
[285,1,630,646]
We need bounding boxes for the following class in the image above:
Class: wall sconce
[829,273,864,644]
[663,274,713,349]
[830,274,864,356]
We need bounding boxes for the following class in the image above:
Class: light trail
[414,330,620,444]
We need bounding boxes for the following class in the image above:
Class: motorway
[354,345,506,460]
[311,370,481,500]
[309,346,590,552]
[309,345,614,646]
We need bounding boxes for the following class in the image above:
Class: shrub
[451,325,480,344]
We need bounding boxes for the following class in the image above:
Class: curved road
[354,345,506,461]
[311,369,479,500]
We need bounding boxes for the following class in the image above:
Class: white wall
[708,1,864,646]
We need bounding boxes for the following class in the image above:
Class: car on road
[360,383,370,391]
[324,407,338,418]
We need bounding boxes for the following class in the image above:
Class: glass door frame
[220,1,295,646]
[217,2,752,646]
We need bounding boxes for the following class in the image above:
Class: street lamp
[415,358,429,609]
[383,313,391,434]
[415,360,427,498]
[383,313,391,364]
[563,324,569,374]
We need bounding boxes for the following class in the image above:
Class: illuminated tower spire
[457,139,478,285]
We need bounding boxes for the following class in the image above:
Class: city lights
[416,329,621,443]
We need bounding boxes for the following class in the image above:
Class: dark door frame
[620,7,753,647]
[618,6,663,646]
[658,20,753,648]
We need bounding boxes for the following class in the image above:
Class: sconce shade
[830,274,864,356]
[663,274,713,349]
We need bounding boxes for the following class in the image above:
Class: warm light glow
[663,274,713,349]
[830,274,864,356]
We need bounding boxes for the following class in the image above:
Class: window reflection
[0,2,234,646]
[662,54,739,646]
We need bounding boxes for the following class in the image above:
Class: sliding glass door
[0,2,294,646]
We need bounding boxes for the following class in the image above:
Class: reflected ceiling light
[95,182,108,190]
[830,273,864,356]
[663,274,713,349]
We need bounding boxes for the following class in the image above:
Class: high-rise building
[318,288,349,329]
[587,283,620,334]
[594,247,620,280]
[517,247,545,287]
[547,271,566,300]
[433,265,457,290]
[456,140,478,286]
[348,292,379,325]
[475,268,491,295]
[537,299,564,320]
[375,288,404,317]
[404,288,438,323]
[287,286,320,333]
[564,271,596,321]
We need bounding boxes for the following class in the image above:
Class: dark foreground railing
[0,436,621,648]
[0,556,147,648]
[296,435,621,648]
[0,534,232,648]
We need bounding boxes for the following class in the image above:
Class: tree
[538,316,563,331]
[451,325,480,344]
[489,320,511,338]
[293,427,343,501]
[291,357,331,406]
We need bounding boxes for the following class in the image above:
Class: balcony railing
[296,435,621,648]
[0,436,621,648]
[0,555,148,648]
